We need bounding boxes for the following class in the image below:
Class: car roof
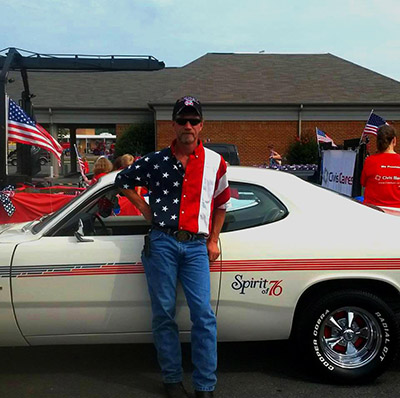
[99,166,391,220]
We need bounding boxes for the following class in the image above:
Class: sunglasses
[175,118,202,126]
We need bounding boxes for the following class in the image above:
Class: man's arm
[121,188,152,222]
[207,208,226,262]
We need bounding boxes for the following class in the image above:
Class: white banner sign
[322,150,357,196]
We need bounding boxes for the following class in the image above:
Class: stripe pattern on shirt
[114,141,230,235]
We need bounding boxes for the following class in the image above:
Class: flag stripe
[7,98,62,162]
[362,112,387,138]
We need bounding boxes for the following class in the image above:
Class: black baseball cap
[172,96,202,120]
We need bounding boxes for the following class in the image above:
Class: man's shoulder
[138,147,171,161]
[203,146,224,162]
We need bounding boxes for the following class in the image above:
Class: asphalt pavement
[0,341,399,398]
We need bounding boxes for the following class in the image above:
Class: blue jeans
[141,229,217,392]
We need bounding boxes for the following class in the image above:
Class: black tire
[294,289,399,383]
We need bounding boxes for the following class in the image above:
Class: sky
[1,0,400,82]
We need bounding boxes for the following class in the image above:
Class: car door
[11,186,221,344]
[217,181,293,341]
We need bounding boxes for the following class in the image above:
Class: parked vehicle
[8,149,50,166]
[0,167,399,383]
[203,142,240,165]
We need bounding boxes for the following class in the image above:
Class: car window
[222,182,288,232]
[50,186,150,237]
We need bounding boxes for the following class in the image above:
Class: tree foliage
[114,123,155,158]
[285,133,319,164]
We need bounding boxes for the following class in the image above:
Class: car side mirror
[74,218,94,243]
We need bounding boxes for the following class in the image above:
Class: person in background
[112,156,123,171]
[120,153,135,169]
[84,156,113,186]
[81,156,90,175]
[115,96,230,398]
[361,124,400,208]
[267,145,282,167]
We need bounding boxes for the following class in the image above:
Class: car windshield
[30,184,99,234]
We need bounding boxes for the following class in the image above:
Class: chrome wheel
[319,306,382,369]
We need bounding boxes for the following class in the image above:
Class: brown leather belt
[152,226,207,242]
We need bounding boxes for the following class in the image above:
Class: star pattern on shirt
[115,147,189,230]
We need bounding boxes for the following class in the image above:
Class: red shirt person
[361,125,400,208]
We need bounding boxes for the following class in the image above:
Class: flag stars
[154,164,160,170]
[163,156,169,161]
[156,181,160,186]
[145,157,150,162]
[170,214,177,220]
[135,176,141,181]
[123,184,130,189]
[162,206,168,212]
[135,164,140,169]
[173,181,180,187]
[156,198,161,203]
[159,221,165,227]
[163,172,169,178]
[173,198,179,204]
[163,189,169,195]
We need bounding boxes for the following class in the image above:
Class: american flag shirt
[115,140,230,235]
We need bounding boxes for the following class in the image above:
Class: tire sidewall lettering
[312,309,335,371]
[375,311,392,362]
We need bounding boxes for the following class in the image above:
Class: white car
[0,167,399,384]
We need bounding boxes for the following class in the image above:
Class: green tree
[115,123,155,157]
[286,133,319,164]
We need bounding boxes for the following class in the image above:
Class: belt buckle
[174,230,192,242]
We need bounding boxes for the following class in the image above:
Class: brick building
[7,53,400,166]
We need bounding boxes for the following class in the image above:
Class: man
[115,96,230,398]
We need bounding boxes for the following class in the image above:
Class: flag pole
[74,144,84,177]
[5,95,8,175]
[359,109,374,146]
[74,143,89,186]
[315,127,321,156]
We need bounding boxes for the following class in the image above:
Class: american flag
[316,128,337,147]
[74,144,87,178]
[362,112,388,136]
[7,98,63,163]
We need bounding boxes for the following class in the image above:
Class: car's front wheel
[295,290,399,383]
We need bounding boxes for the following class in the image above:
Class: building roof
[6,53,400,109]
